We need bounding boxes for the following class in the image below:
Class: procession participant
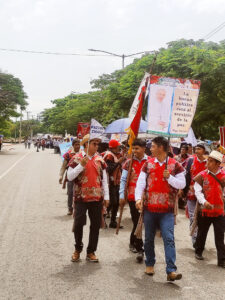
[59,138,80,215]
[175,144,189,168]
[187,143,193,155]
[175,144,189,209]
[184,143,207,248]
[119,138,148,263]
[104,140,126,228]
[41,139,46,151]
[135,136,186,281]
[194,151,225,268]
[67,134,109,263]
[0,136,2,151]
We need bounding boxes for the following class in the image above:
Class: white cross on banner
[90,119,105,139]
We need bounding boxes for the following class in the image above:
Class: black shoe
[136,252,144,263]
[109,222,117,228]
[195,253,204,260]
[109,222,123,229]
[129,244,138,253]
[218,261,225,268]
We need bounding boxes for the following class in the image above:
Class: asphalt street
[0,144,224,300]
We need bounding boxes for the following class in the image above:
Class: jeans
[74,201,102,254]
[187,200,197,245]
[144,210,177,274]
[195,214,225,264]
[67,181,73,211]
[128,201,143,252]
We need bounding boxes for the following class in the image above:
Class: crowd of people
[58,134,225,282]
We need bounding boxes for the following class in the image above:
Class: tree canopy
[38,39,225,139]
[0,71,28,135]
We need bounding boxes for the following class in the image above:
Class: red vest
[142,157,184,213]
[123,157,148,202]
[187,155,207,201]
[69,152,106,202]
[195,170,225,217]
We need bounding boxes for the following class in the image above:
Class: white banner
[128,72,150,119]
[90,119,105,139]
[147,76,200,138]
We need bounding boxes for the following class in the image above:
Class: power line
[0,48,112,57]
[0,47,149,59]
[202,21,225,40]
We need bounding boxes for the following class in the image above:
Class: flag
[219,127,225,154]
[126,85,147,155]
[90,119,105,140]
[128,73,150,119]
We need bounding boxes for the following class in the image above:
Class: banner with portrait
[147,76,201,137]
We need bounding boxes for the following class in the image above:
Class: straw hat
[80,134,101,146]
[209,150,223,163]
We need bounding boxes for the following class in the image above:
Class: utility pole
[88,49,150,69]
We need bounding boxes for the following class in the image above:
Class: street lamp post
[88,49,149,69]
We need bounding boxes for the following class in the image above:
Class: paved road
[0,145,224,300]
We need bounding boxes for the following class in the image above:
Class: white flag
[90,119,105,139]
[128,72,150,119]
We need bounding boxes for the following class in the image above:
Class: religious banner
[219,127,225,154]
[147,75,201,137]
[77,122,90,139]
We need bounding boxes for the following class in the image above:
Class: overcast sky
[0,0,225,118]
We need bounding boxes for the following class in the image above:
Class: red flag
[126,85,147,154]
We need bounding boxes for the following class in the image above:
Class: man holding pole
[193,151,225,267]
[135,136,186,281]
[119,138,148,263]
[67,134,109,262]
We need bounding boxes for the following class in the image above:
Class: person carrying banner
[119,138,148,263]
[59,138,80,215]
[135,136,185,281]
[67,134,109,263]
[183,143,207,248]
[104,140,126,228]
[193,151,225,268]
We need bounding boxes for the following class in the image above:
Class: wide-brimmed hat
[80,134,101,146]
[209,150,223,163]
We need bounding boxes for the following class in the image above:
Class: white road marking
[0,152,31,180]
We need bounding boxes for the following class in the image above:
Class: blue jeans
[144,210,177,274]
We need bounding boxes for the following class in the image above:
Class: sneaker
[167,272,182,281]
[129,244,138,253]
[86,253,99,263]
[136,252,144,263]
[71,250,80,262]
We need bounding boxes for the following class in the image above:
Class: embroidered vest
[187,155,207,201]
[143,157,184,213]
[123,157,148,202]
[195,170,225,217]
[69,152,106,202]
